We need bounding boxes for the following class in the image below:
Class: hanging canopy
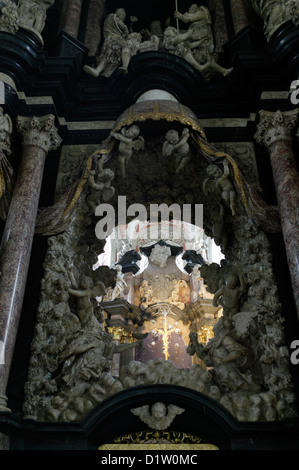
[35,99,281,235]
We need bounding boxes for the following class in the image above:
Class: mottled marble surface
[59,0,83,39]
[0,146,46,400]
[230,0,249,33]
[85,0,105,56]
[268,139,299,317]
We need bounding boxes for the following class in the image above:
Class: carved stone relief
[22,108,296,424]
[83,5,233,81]
[0,0,54,42]
[131,402,185,430]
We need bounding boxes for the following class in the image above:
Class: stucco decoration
[22,100,295,424]
[131,402,185,430]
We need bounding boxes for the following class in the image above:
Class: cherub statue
[68,275,106,324]
[162,127,191,174]
[213,273,247,320]
[110,125,144,177]
[87,156,115,211]
[131,402,185,430]
[203,162,237,216]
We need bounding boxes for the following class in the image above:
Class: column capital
[254,109,299,148]
[17,114,62,153]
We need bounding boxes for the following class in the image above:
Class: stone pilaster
[58,0,83,39]
[0,115,62,412]
[254,109,299,319]
[85,0,106,56]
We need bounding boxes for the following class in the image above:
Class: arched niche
[24,97,295,427]
[82,384,234,450]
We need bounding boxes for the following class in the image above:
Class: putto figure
[110,125,144,177]
[162,127,191,174]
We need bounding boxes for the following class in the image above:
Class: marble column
[0,115,62,412]
[254,109,299,319]
[209,0,229,52]
[58,0,83,39]
[230,0,249,34]
[85,0,106,56]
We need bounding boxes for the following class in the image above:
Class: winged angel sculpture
[131,402,185,430]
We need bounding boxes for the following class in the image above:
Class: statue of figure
[110,125,144,177]
[138,34,160,53]
[173,4,233,79]
[131,402,185,430]
[141,19,164,46]
[68,275,106,324]
[149,243,171,268]
[213,273,247,320]
[87,156,115,211]
[83,8,144,78]
[163,25,208,73]
[162,128,191,174]
[0,107,14,220]
[0,107,13,154]
[53,329,143,390]
[18,0,54,34]
[203,162,237,216]
[187,318,255,393]
[103,265,127,301]
[251,0,297,41]
[0,0,19,34]
[139,279,154,310]
[83,8,129,77]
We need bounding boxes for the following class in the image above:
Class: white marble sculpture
[164,4,233,80]
[149,243,171,268]
[131,402,185,430]
[110,125,144,177]
[162,128,191,174]
[251,0,299,41]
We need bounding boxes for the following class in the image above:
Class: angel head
[165,129,179,145]
[206,164,222,178]
[125,125,140,139]
[151,402,167,420]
